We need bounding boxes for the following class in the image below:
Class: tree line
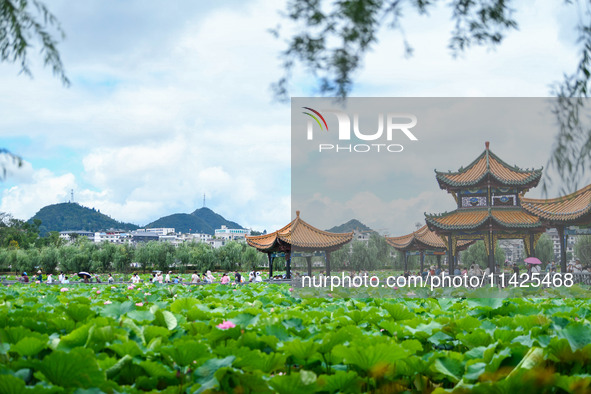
[0,238,271,275]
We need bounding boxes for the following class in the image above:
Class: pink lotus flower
[128,285,135,290]
[270,308,274,312]
[35,281,40,284]
[60,288,68,292]
[104,301,112,305]
[92,287,97,290]
[111,286,116,289]
[217,320,236,330]
[289,288,293,292]
[135,302,144,307]
[96,290,101,294]
[144,292,151,296]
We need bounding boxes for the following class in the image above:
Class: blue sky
[0,0,586,234]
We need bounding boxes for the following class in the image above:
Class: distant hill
[326,219,375,234]
[29,203,139,235]
[145,207,243,235]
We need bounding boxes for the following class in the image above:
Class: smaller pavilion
[386,225,474,272]
[521,184,591,272]
[245,211,353,278]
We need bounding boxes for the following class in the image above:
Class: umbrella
[524,257,542,265]
[77,272,91,278]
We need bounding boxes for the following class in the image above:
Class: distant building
[94,230,129,244]
[498,239,524,262]
[208,238,226,248]
[159,234,183,246]
[130,231,159,243]
[546,228,576,260]
[215,225,250,240]
[179,233,210,243]
[353,230,371,244]
[138,228,175,236]
[59,230,94,241]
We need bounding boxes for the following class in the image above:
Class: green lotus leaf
[557,322,591,352]
[12,337,46,357]
[37,348,106,389]
[432,357,464,383]
[66,304,94,323]
[154,309,177,330]
[268,371,318,394]
[0,374,26,394]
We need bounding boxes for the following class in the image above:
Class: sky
[0,0,586,235]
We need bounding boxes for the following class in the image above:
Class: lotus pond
[0,283,590,393]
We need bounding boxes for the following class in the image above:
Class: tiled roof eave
[424,215,489,231]
[436,170,542,188]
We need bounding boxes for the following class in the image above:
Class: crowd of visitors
[10,269,276,285]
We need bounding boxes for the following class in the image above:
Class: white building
[498,239,524,262]
[214,225,250,240]
[59,230,94,242]
[546,228,576,259]
[208,238,226,248]
[182,233,210,243]
[94,231,129,244]
[138,228,175,236]
[159,234,183,246]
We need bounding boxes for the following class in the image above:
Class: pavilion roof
[521,184,591,224]
[386,224,474,251]
[245,211,353,252]
[425,207,541,231]
[435,142,542,190]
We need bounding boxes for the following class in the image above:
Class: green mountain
[145,207,243,235]
[326,219,375,234]
[29,203,139,235]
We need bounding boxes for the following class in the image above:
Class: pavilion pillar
[268,253,274,278]
[447,236,454,274]
[306,256,312,277]
[437,255,442,270]
[528,233,535,257]
[325,251,331,277]
[488,231,495,274]
[285,251,292,279]
[403,251,408,272]
[420,250,425,272]
[558,226,567,273]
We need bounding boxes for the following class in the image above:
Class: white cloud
[0,169,76,220]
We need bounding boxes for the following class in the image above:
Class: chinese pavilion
[386,225,474,272]
[521,184,591,272]
[245,211,353,279]
[425,142,546,274]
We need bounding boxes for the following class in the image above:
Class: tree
[39,245,59,273]
[575,235,591,265]
[534,234,554,264]
[277,0,591,192]
[113,243,134,274]
[460,240,505,269]
[242,246,260,271]
[91,241,116,273]
[0,0,69,175]
[0,0,68,84]
[350,240,372,271]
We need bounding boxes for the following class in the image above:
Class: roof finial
[485,141,490,150]
[296,210,300,217]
